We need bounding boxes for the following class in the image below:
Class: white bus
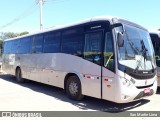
[2,16,157,103]
[150,31,160,86]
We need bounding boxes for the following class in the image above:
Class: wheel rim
[69,80,78,96]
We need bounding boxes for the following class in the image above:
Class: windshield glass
[117,24,155,71]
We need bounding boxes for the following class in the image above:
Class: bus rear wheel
[16,68,24,83]
[66,75,84,101]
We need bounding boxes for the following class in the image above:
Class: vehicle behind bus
[150,31,160,86]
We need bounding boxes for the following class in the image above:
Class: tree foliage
[0,31,29,41]
[0,40,3,50]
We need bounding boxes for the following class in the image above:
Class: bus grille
[136,84,153,89]
[134,89,154,100]
[129,73,155,79]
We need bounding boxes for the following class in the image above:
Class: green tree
[0,31,29,41]
[0,32,17,40]
[19,31,29,36]
[0,40,3,49]
[0,39,3,56]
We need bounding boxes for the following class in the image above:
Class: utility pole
[40,0,43,30]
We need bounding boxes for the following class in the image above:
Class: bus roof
[4,16,148,41]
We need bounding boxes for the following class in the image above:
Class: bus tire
[16,68,24,83]
[66,75,84,101]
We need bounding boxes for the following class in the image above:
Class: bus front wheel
[66,75,84,101]
[16,68,24,83]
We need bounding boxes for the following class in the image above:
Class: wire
[0,0,68,31]
[0,2,39,30]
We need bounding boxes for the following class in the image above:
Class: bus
[2,16,157,103]
[150,31,160,86]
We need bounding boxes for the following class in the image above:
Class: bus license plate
[144,88,150,93]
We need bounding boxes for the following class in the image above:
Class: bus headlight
[130,78,135,84]
[123,79,132,87]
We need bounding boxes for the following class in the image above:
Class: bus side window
[43,32,61,53]
[104,32,114,72]
[61,28,84,57]
[32,35,44,53]
[3,41,9,54]
[84,32,102,65]
[18,37,31,54]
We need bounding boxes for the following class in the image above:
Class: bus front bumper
[114,77,157,103]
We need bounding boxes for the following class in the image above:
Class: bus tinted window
[11,40,18,53]
[5,41,12,54]
[19,37,31,54]
[44,32,60,53]
[62,28,84,57]
[8,41,12,54]
[3,42,8,54]
[32,35,44,53]
[84,32,102,65]
[3,42,6,54]
[104,32,114,71]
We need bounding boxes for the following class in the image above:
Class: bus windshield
[118,24,155,71]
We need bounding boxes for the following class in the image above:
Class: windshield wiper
[141,40,148,60]
[134,40,148,73]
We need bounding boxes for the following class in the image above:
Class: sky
[0,0,160,33]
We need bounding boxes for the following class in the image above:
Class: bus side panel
[102,67,116,102]
[36,53,61,87]
[2,54,16,75]
[17,54,40,82]
[56,53,102,99]
[3,53,103,99]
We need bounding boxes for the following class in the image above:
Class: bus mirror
[117,32,124,47]
[112,23,125,34]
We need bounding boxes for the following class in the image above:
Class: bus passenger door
[102,32,115,101]
[82,30,103,98]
